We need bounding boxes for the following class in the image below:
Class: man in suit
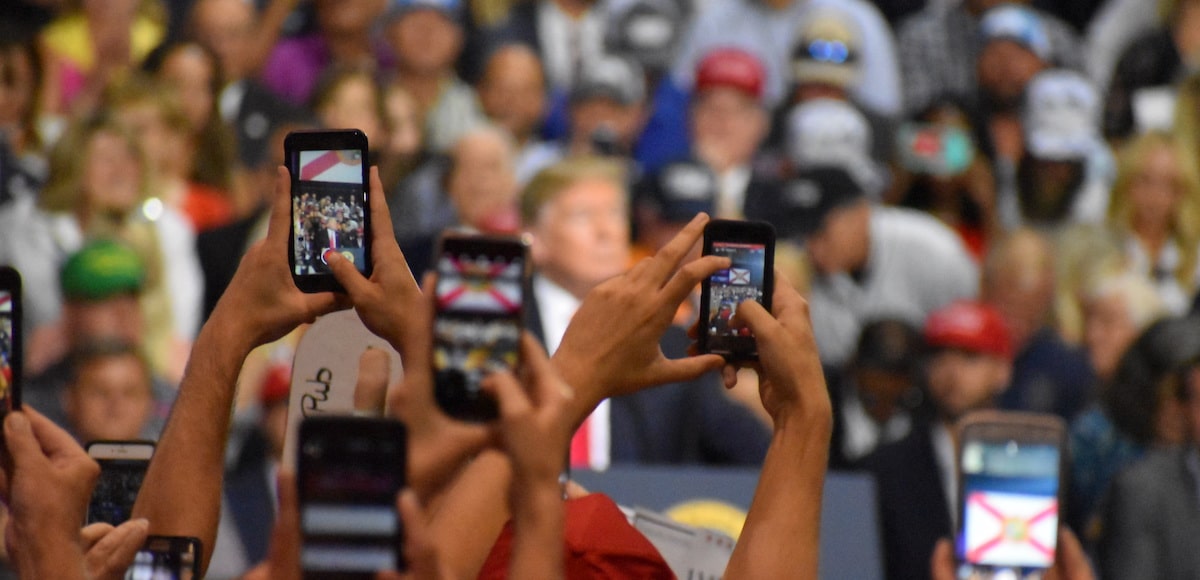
[521,156,771,469]
[859,300,1014,580]
[1099,357,1200,580]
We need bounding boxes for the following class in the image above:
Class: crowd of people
[0,0,1199,577]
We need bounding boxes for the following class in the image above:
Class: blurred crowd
[2,0,1200,577]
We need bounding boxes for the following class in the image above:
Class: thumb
[326,250,373,296]
[85,518,150,580]
[727,299,776,338]
[645,355,727,388]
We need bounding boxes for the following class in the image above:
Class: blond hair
[1106,131,1200,291]
[520,156,628,226]
[1053,224,1127,344]
[1086,270,1166,334]
[40,112,151,214]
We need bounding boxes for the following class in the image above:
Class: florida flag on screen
[729,268,751,285]
[963,491,1058,567]
[299,150,363,183]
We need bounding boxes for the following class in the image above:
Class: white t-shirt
[808,206,979,365]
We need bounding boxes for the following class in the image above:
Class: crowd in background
[2,0,1200,577]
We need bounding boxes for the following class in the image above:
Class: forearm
[508,478,565,580]
[724,414,832,580]
[131,310,254,574]
[13,528,86,580]
[427,451,514,579]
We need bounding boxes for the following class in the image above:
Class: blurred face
[447,133,518,231]
[530,178,630,297]
[67,354,153,443]
[690,88,768,173]
[65,295,143,346]
[925,349,1010,421]
[1084,292,1139,381]
[82,131,142,214]
[387,10,462,74]
[1128,144,1184,234]
[569,98,644,154]
[804,201,870,274]
[977,41,1045,111]
[384,87,423,160]
[317,75,385,147]
[0,46,35,130]
[479,49,547,142]
[191,0,254,81]
[159,45,216,132]
[316,0,386,36]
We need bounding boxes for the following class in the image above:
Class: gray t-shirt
[808,206,979,365]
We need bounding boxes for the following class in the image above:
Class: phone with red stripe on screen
[286,129,372,293]
[0,266,21,418]
[432,235,529,422]
[955,411,1066,580]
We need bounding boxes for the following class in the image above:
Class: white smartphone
[87,441,155,525]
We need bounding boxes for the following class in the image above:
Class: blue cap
[386,0,463,25]
[979,4,1051,61]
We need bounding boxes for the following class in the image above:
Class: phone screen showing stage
[0,290,14,412]
[291,149,368,276]
[89,459,149,525]
[125,540,199,580]
[433,246,523,421]
[705,242,767,348]
[957,440,1060,579]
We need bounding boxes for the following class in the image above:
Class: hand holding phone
[286,130,372,293]
[432,235,529,422]
[0,266,22,416]
[299,416,406,578]
[698,220,775,361]
[87,441,155,525]
[955,411,1067,579]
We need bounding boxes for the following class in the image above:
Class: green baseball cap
[60,240,146,301]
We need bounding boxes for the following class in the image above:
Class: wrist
[13,523,85,580]
[196,308,256,363]
[550,352,606,429]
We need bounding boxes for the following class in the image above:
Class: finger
[354,348,391,414]
[85,518,149,578]
[265,166,293,246]
[398,489,442,578]
[3,413,39,472]
[722,365,738,389]
[518,333,570,406]
[482,371,532,421]
[646,355,726,387]
[929,537,955,580]
[639,213,709,285]
[80,522,115,549]
[368,166,399,249]
[1054,527,1092,579]
[326,250,376,298]
[661,255,729,309]
[563,480,590,499]
[727,300,778,342]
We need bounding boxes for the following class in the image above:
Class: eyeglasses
[804,40,852,64]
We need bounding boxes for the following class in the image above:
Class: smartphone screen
[432,236,527,422]
[700,220,774,360]
[125,536,200,580]
[957,434,1062,578]
[87,442,155,525]
[299,416,406,578]
[286,130,371,293]
[0,266,22,414]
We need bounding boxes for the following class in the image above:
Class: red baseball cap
[259,363,292,408]
[923,301,1013,360]
[695,48,765,101]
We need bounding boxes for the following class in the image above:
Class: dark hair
[851,318,924,377]
[67,339,153,392]
[1103,316,1200,444]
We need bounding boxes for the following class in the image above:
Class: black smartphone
[955,411,1067,579]
[285,129,372,293]
[298,416,407,579]
[432,235,529,422]
[124,535,202,580]
[0,266,21,416]
[86,440,155,525]
[698,220,775,361]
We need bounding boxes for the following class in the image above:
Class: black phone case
[697,220,776,361]
[0,266,21,414]
[285,129,372,293]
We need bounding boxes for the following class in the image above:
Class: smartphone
[698,220,775,361]
[895,123,975,177]
[0,266,22,416]
[432,235,529,422]
[955,411,1067,580]
[286,129,372,293]
[87,441,155,525]
[299,416,407,578]
[124,535,201,580]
